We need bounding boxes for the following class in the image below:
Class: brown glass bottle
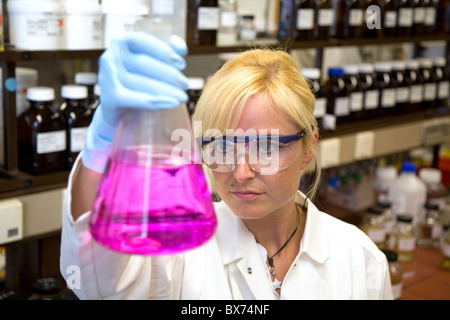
[390,60,410,114]
[433,58,450,108]
[17,87,67,175]
[435,0,450,35]
[344,65,365,122]
[419,58,437,112]
[187,0,219,46]
[315,0,333,39]
[397,0,414,37]
[59,85,92,169]
[359,63,380,120]
[423,0,437,34]
[278,0,298,42]
[405,60,423,112]
[296,0,317,41]
[346,0,365,38]
[411,0,426,36]
[329,0,347,38]
[375,62,397,117]
[383,0,399,37]
[326,67,350,126]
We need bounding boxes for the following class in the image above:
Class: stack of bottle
[301,56,450,130]
[278,0,450,43]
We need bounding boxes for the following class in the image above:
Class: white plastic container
[7,0,65,50]
[388,161,427,226]
[64,0,103,50]
[102,0,149,48]
[373,165,398,203]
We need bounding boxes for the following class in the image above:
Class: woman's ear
[301,130,318,170]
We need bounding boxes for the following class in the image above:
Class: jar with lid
[417,203,442,247]
[239,15,257,43]
[358,63,379,120]
[379,201,396,236]
[343,65,364,122]
[278,0,298,42]
[397,0,414,37]
[74,71,97,111]
[390,214,416,262]
[382,0,398,37]
[418,58,437,112]
[59,84,92,169]
[345,0,364,38]
[390,60,410,115]
[17,87,67,175]
[28,278,62,300]
[295,0,317,41]
[187,0,219,46]
[419,167,446,211]
[187,77,205,116]
[381,249,403,300]
[315,0,332,40]
[373,165,398,203]
[411,0,426,36]
[301,68,327,124]
[361,206,387,249]
[326,67,350,126]
[433,57,450,109]
[375,62,396,117]
[405,60,423,113]
[329,0,347,38]
[441,224,450,269]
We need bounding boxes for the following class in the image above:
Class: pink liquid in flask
[89,147,217,255]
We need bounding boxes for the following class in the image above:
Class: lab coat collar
[216,190,329,267]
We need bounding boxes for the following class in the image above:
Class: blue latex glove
[82,32,189,173]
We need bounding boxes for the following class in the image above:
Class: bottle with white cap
[59,84,92,168]
[301,68,327,124]
[419,167,446,211]
[373,165,398,203]
[17,87,67,175]
[74,72,98,109]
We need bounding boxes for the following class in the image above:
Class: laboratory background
[0,0,449,300]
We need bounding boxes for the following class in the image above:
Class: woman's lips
[231,191,263,201]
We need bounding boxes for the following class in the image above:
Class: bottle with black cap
[28,278,62,300]
[390,214,416,262]
[361,206,386,249]
[381,249,403,300]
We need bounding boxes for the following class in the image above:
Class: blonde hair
[193,48,321,199]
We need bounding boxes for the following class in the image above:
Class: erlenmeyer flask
[88,19,217,255]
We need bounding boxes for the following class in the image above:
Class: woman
[60,32,393,299]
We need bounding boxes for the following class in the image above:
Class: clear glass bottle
[59,84,92,169]
[417,203,442,247]
[239,15,257,43]
[217,0,238,46]
[382,249,403,300]
[379,201,396,237]
[17,87,67,175]
[441,224,450,270]
[362,206,387,249]
[390,214,417,262]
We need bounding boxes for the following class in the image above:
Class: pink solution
[89,151,217,255]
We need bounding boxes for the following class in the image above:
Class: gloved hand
[82,32,189,173]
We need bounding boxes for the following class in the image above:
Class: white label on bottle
[198,7,219,30]
[410,85,423,103]
[297,9,314,30]
[369,228,386,243]
[70,127,89,153]
[221,11,238,28]
[414,8,425,23]
[152,0,175,15]
[396,87,410,103]
[349,9,363,26]
[318,9,333,26]
[398,8,413,27]
[334,97,350,116]
[392,282,403,300]
[381,88,396,108]
[425,8,436,25]
[365,90,379,109]
[384,11,397,28]
[398,236,416,251]
[37,130,66,154]
[27,15,62,38]
[350,92,364,112]
[438,81,450,99]
[314,97,327,118]
[424,83,437,101]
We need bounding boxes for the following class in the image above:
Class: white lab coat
[60,159,393,300]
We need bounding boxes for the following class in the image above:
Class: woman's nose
[233,155,256,182]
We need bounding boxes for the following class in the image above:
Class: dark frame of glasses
[200,129,307,147]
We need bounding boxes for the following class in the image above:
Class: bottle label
[438,81,450,99]
[297,9,314,30]
[396,87,410,103]
[198,7,219,30]
[398,236,416,251]
[410,85,423,103]
[221,11,238,28]
[37,130,66,154]
[384,11,397,28]
[71,127,89,153]
[152,0,175,15]
[424,83,437,101]
[425,7,436,26]
[318,9,333,27]
[365,90,379,109]
[350,92,364,112]
[398,8,413,27]
[414,8,425,23]
[368,228,386,243]
[314,97,327,118]
[26,14,63,38]
[349,9,363,26]
[381,88,396,108]
[334,96,350,116]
